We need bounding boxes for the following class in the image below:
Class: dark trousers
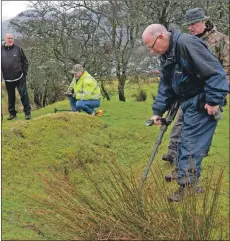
[168,105,212,162]
[176,95,217,186]
[167,106,183,159]
[5,76,31,116]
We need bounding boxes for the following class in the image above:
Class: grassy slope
[2,83,229,240]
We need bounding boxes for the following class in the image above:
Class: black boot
[162,153,174,163]
[165,168,178,182]
[168,183,204,202]
[7,114,17,120]
[25,113,31,120]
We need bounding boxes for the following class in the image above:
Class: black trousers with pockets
[5,76,31,116]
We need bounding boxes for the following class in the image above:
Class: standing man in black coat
[1,33,31,120]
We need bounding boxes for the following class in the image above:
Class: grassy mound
[2,113,116,239]
[2,84,229,240]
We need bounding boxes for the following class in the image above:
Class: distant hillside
[1,18,16,38]
[1,9,38,38]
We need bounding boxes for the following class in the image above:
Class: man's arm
[65,78,75,96]
[20,48,29,76]
[67,78,75,91]
[152,79,176,117]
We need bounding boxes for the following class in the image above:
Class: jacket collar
[159,30,182,86]
[3,43,14,50]
[79,71,88,80]
[166,30,181,59]
[161,29,181,65]
[200,25,216,40]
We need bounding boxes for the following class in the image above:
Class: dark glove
[64,92,73,97]
[65,90,75,97]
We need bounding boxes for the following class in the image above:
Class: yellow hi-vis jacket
[69,71,101,100]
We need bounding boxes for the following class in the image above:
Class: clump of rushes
[32,161,228,240]
[134,89,147,102]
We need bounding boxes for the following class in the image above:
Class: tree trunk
[100,83,110,101]
[33,91,42,108]
[117,75,126,102]
[42,93,47,107]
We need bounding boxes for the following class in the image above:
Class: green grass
[2,83,229,240]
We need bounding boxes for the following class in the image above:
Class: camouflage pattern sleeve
[202,28,230,83]
[219,35,230,83]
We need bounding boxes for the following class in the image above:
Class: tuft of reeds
[133,89,147,102]
[32,161,229,240]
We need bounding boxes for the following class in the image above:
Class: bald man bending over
[142,24,228,202]
[1,33,31,120]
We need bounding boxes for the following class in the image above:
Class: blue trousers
[68,96,100,114]
[176,95,218,186]
[69,96,78,112]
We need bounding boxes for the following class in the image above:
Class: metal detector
[138,100,180,214]
[54,108,72,113]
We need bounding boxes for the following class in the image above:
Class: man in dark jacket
[142,24,228,202]
[162,8,230,165]
[1,33,31,120]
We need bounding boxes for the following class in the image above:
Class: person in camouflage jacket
[162,8,230,180]
[191,20,229,82]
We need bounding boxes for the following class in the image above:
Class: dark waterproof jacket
[1,44,28,81]
[153,30,229,116]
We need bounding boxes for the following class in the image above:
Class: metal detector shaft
[138,100,180,214]
[54,108,72,113]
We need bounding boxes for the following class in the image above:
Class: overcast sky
[2,1,33,22]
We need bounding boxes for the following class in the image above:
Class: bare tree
[76,0,146,101]
[9,0,229,106]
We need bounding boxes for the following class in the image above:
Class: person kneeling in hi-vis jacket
[66,64,101,115]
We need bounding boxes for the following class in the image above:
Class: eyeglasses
[147,35,159,50]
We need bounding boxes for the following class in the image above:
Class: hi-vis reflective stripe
[80,91,93,100]
[77,74,101,100]
[80,92,101,100]
[5,72,23,82]
[83,91,93,94]
[80,76,92,99]
[92,93,102,99]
